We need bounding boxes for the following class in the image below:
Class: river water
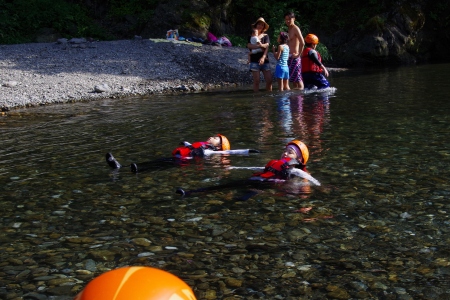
[1,64,449,299]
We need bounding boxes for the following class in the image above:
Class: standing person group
[247,12,330,92]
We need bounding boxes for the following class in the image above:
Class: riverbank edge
[0,38,256,112]
[0,38,347,113]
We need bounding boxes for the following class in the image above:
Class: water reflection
[276,91,331,155]
[274,91,334,196]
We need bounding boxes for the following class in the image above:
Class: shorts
[288,57,302,83]
[302,72,330,89]
[275,65,289,79]
[249,62,271,72]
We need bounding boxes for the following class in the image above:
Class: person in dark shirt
[247,17,272,92]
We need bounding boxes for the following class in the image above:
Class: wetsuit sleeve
[308,49,323,67]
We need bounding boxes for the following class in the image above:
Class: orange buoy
[74,266,197,300]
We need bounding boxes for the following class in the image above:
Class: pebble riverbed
[0,38,253,111]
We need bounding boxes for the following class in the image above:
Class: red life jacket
[252,158,297,180]
[301,47,323,73]
[172,141,210,157]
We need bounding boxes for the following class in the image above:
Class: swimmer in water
[106,134,259,173]
[176,139,319,200]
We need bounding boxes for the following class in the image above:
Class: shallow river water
[1,64,450,299]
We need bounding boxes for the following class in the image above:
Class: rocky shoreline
[0,38,255,112]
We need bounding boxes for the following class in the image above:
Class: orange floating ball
[74,266,197,300]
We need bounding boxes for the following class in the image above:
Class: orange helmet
[287,140,309,164]
[74,266,197,300]
[305,34,319,45]
[217,134,230,151]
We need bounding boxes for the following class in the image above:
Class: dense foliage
[1,0,449,62]
[0,0,106,43]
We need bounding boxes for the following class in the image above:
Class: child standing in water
[247,28,263,63]
[272,32,290,91]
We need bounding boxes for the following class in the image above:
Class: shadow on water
[1,63,450,298]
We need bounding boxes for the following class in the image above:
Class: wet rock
[225,278,242,287]
[94,84,111,93]
[23,292,48,300]
[88,250,116,261]
[46,285,74,295]
[203,290,217,299]
[84,259,96,272]
[8,258,24,265]
[326,285,351,299]
[47,277,75,286]
[33,275,58,281]
[68,38,87,44]
[65,237,95,244]
[422,287,444,299]
[131,238,152,246]
[348,281,368,292]
[2,81,18,88]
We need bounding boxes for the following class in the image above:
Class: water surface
[1,64,449,299]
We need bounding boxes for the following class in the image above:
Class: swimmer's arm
[290,168,321,186]
[308,50,329,77]
[204,149,260,156]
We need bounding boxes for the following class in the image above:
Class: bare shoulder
[291,25,302,36]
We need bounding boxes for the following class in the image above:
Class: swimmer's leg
[106,153,122,169]
[176,180,258,198]
[235,190,260,201]
[131,157,178,173]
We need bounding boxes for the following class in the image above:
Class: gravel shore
[0,38,257,111]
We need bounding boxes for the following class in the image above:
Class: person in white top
[247,28,263,63]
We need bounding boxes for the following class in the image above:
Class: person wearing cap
[247,17,272,92]
[284,11,305,90]
[176,139,320,199]
[106,134,259,173]
[301,33,330,90]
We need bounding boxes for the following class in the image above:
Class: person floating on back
[106,134,259,173]
[301,34,330,90]
[176,139,320,200]
[272,32,290,92]
[171,134,230,158]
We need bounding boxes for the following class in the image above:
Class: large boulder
[34,28,62,43]
[142,0,211,39]
[141,0,234,40]
[325,2,427,66]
